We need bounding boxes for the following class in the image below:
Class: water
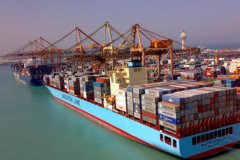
[0,65,239,160]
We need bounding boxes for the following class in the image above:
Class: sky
[0,0,240,55]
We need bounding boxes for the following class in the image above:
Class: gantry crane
[2,22,199,81]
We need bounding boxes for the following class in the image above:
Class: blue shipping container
[158,114,180,125]
[93,82,104,87]
[128,60,142,67]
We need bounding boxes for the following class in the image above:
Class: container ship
[43,61,240,159]
[11,63,55,86]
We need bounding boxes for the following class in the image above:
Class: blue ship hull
[14,72,43,86]
[46,85,240,159]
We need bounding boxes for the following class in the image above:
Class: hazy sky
[0,0,240,55]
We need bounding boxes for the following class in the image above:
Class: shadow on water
[204,144,240,160]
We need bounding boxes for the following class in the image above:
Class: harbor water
[0,65,239,160]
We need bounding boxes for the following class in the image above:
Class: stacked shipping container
[180,71,202,80]
[126,86,134,116]
[124,81,212,124]
[44,72,240,138]
[133,87,145,119]
[115,89,127,112]
[226,78,240,87]
[141,88,171,125]
[69,76,80,95]
[93,77,110,104]
[159,87,239,137]
[80,75,95,99]
[46,74,64,90]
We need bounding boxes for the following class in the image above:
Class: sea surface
[0,65,239,160]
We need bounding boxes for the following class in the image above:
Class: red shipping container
[96,77,109,83]
[198,106,203,112]
[142,110,157,119]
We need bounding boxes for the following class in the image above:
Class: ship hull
[53,96,160,149]
[14,72,43,86]
[46,85,240,159]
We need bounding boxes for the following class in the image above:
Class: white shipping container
[142,106,156,113]
[145,88,164,97]
[134,112,141,119]
[94,98,102,104]
[142,101,157,108]
[159,120,179,131]
[127,92,133,97]
[116,105,127,112]
[107,104,113,110]
[116,99,127,112]
[127,96,133,102]
[141,94,160,102]
[158,109,180,119]
[116,95,126,102]
[116,89,126,96]
[158,101,180,112]
[116,99,126,106]
[133,87,145,94]
[133,98,141,104]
